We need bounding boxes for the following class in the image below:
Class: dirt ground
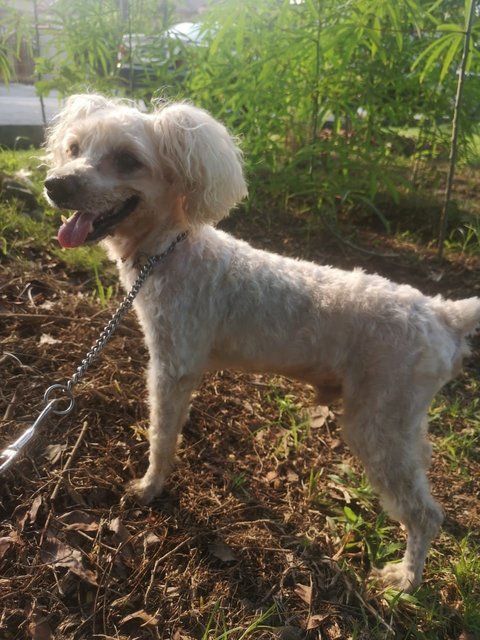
[0,210,479,640]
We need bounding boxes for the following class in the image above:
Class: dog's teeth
[61,214,69,224]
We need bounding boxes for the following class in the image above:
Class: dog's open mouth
[57,195,140,248]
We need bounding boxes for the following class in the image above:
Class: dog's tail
[437,296,480,336]
[443,298,480,336]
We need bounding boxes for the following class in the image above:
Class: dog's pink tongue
[57,211,96,248]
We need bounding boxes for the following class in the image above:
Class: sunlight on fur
[44,93,480,593]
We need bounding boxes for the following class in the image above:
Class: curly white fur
[45,94,480,592]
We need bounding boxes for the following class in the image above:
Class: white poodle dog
[44,94,480,592]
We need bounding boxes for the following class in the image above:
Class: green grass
[265,385,312,456]
[201,602,276,639]
[0,147,109,275]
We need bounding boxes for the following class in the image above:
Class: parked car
[116,22,206,96]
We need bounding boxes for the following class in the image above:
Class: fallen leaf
[14,495,43,530]
[108,517,131,544]
[44,443,67,464]
[28,495,43,525]
[141,531,162,546]
[266,470,279,483]
[308,405,330,429]
[108,517,134,559]
[120,609,160,626]
[294,582,312,606]
[0,537,12,561]
[26,605,52,640]
[286,470,299,482]
[208,539,237,563]
[14,504,30,531]
[307,614,329,630]
[27,617,52,640]
[41,534,98,585]
[59,511,99,532]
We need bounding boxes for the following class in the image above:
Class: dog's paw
[125,476,164,505]
[370,562,419,593]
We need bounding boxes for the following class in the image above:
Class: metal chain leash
[0,230,188,474]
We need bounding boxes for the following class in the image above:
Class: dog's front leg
[127,365,197,504]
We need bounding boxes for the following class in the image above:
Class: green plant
[201,601,276,639]
[14,0,478,243]
[35,0,123,97]
[93,264,114,308]
[446,219,480,254]
[0,1,32,83]
[266,388,311,456]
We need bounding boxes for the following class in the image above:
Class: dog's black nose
[44,175,80,205]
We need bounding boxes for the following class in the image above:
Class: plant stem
[438,0,476,258]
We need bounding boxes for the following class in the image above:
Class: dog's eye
[68,142,79,158]
[115,151,142,173]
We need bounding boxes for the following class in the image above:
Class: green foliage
[35,0,124,96]
[93,263,114,308]
[201,600,275,639]
[13,0,480,241]
[0,148,107,272]
[0,1,31,83]
[185,0,480,221]
[265,387,311,455]
[34,0,183,99]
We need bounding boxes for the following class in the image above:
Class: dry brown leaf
[0,537,12,561]
[294,582,312,606]
[119,609,160,627]
[108,517,134,560]
[14,504,30,532]
[142,531,162,546]
[44,443,67,464]
[59,510,99,532]
[308,405,330,429]
[286,469,299,482]
[108,516,131,543]
[26,605,52,640]
[306,614,329,630]
[28,495,43,524]
[27,618,52,640]
[266,470,278,482]
[208,539,237,563]
[41,535,98,586]
[12,497,42,531]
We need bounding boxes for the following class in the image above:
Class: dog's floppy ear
[45,94,112,161]
[151,103,247,225]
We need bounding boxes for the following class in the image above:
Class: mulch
[0,213,479,639]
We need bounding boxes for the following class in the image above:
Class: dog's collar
[125,230,189,270]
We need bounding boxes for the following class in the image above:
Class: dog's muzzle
[45,176,140,248]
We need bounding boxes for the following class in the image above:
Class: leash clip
[0,384,75,474]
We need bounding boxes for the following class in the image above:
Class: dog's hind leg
[341,383,443,592]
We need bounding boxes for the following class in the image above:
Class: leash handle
[0,384,75,474]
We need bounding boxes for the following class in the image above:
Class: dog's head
[44,94,247,249]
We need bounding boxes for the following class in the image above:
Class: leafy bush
[16,0,480,234]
